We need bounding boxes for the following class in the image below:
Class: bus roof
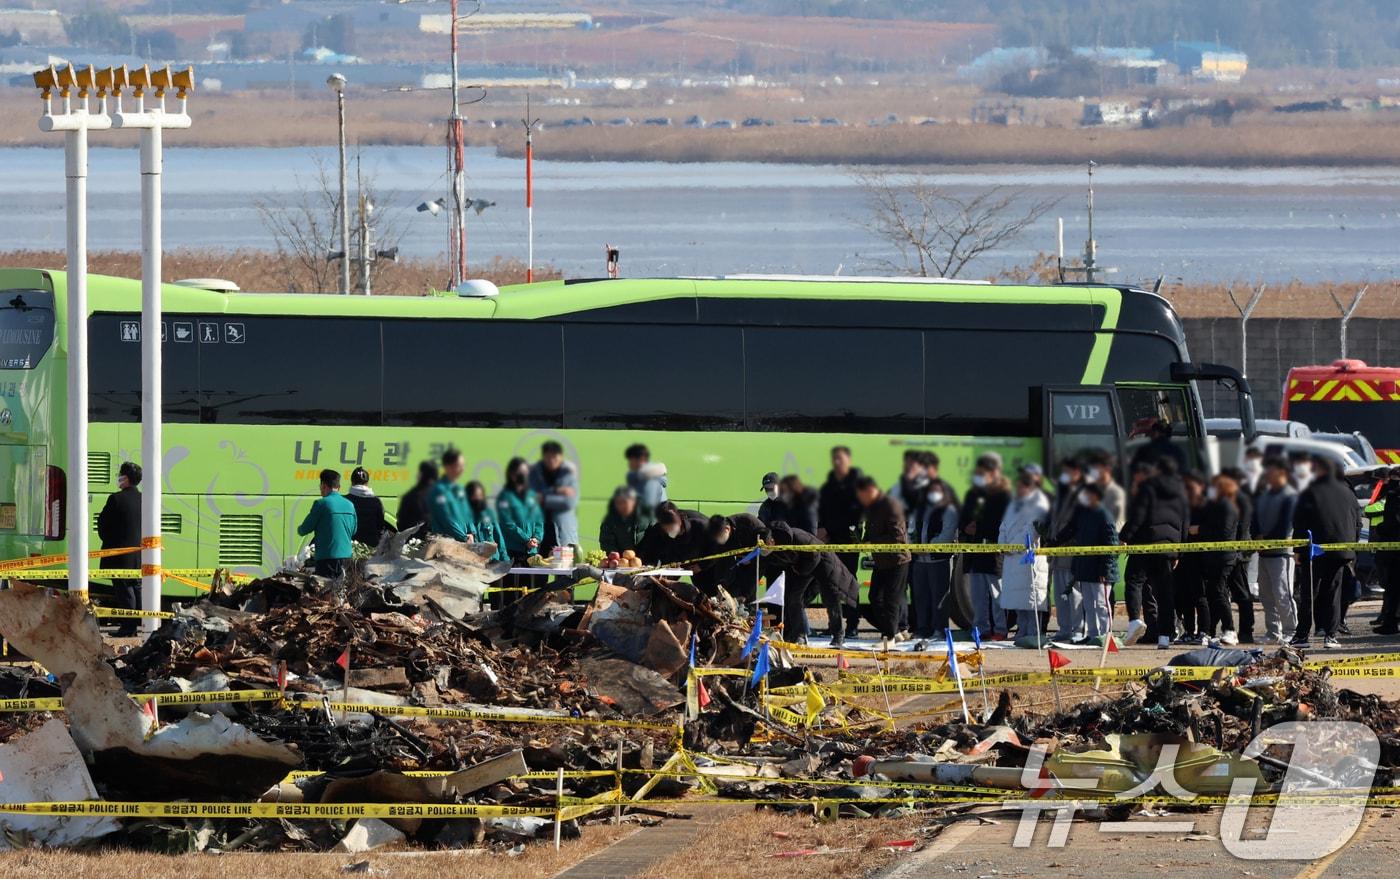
[0,269,1181,336]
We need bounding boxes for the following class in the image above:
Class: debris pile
[0,535,1395,855]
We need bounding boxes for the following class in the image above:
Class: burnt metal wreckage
[0,532,1392,854]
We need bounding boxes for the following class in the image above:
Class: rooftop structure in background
[1154,41,1249,83]
[419,11,592,34]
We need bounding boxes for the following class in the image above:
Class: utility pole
[448,0,467,288]
[111,65,193,632]
[327,73,349,295]
[522,94,539,283]
[34,64,111,599]
[1084,160,1098,284]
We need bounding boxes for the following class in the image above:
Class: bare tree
[856,172,1058,279]
[256,154,404,293]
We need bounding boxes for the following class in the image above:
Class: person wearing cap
[599,486,647,556]
[888,449,931,526]
[960,452,1013,640]
[298,468,358,579]
[345,466,388,549]
[397,460,439,536]
[758,471,786,526]
[98,461,143,635]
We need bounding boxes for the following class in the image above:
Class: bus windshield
[0,290,55,370]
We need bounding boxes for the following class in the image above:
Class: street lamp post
[327,73,349,295]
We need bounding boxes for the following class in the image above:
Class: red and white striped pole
[523,95,537,284]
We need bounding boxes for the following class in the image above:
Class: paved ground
[552,814,723,879]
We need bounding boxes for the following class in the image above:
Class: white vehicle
[1206,417,1312,466]
[1250,435,1367,471]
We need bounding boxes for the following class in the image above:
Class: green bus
[0,269,1254,613]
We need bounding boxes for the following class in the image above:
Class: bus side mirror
[1171,361,1258,444]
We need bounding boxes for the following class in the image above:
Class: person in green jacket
[466,480,510,563]
[599,486,648,556]
[429,449,474,542]
[298,468,357,579]
[496,457,544,561]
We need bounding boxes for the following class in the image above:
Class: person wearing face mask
[498,457,544,558]
[758,471,788,527]
[1288,450,1314,491]
[1176,469,1213,644]
[1050,458,1086,642]
[999,471,1052,643]
[959,452,1013,640]
[1120,456,1190,648]
[1253,457,1299,643]
[1290,455,1360,649]
[465,480,509,563]
[1221,466,1256,643]
[1084,451,1126,531]
[1053,482,1119,642]
[909,478,960,639]
[778,475,820,534]
[98,461,143,636]
[1198,473,1242,645]
[889,450,931,524]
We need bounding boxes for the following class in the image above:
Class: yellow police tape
[7,568,252,586]
[91,606,175,620]
[281,699,675,731]
[0,801,554,819]
[0,546,140,574]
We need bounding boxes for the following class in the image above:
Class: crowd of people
[144,431,1399,652]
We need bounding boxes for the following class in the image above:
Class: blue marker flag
[1307,529,1325,559]
[738,546,762,565]
[688,633,697,669]
[1020,533,1036,565]
[749,642,771,688]
[972,626,982,651]
[741,607,764,659]
[945,629,961,682]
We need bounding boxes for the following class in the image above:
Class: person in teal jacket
[466,480,510,563]
[298,468,357,579]
[496,457,544,561]
[429,449,474,541]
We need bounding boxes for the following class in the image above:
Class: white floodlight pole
[327,73,350,295]
[36,65,111,598]
[113,65,193,633]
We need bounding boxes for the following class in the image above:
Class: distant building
[0,9,65,43]
[1154,41,1248,83]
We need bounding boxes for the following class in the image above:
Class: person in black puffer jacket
[1198,473,1241,644]
[1120,456,1191,648]
[1291,455,1361,647]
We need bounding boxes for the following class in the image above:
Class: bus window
[0,290,55,370]
[383,320,562,428]
[89,314,200,422]
[929,330,1095,436]
[1118,385,1197,470]
[200,316,382,425]
[1044,388,1124,476]
[743,327,922,434]
[564,325,743,430]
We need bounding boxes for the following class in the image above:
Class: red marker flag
[836,653,850,671]
[335,649,350,671]
[1047,649,1072,671]
[1106,637,1119,654]
[696,676,711,709]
